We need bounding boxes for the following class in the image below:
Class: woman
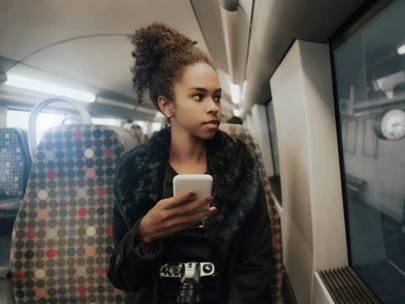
[107,22,273,304]
[129,124,145,145]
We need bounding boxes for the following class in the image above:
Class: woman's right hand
[138,191,216,246]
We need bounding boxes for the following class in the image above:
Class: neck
[169,125,206,174]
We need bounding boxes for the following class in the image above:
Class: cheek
[175,100,202,115]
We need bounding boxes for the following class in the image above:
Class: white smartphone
[173,174,213,214]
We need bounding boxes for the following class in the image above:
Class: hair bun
[130,22,196,71]
[129,22,197,104]
[129,22,212,106]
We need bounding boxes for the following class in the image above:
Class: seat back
[219,123,283,303]
[0,128,31,199]
[0,128,31,218]
[10,124,135,303]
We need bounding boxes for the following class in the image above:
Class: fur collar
[114,128,260,259]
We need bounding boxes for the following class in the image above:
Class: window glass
[332,1,405,302]
[7,110,65,143]
[91,117,120,126]
[266,101,282,203]
[152,122,162,134]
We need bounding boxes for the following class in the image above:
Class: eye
[214,95,221,102]
[193,94,204,101]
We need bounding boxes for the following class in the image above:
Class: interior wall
[270,40,348,304]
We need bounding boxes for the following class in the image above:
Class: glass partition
[332,1,405,302]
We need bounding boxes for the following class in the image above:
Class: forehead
[178,63,220,89]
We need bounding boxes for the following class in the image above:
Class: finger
[163,190,197,209]
[159,207,217,237]
[182,196,214,214]
[173,206,217,228]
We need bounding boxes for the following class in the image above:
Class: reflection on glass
[333,1,405,302]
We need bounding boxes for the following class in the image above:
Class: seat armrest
[0,267,15,304]
[0,267,10,278]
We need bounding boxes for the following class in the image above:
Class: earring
[167,114,172,118]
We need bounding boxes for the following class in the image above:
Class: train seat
[0,128,31,225]
[219,123,284,304]
[8,124,134,304]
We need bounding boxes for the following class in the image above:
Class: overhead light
[230,83,240,104]
[5,74,96,103]
[233,109,240,116]
[398,44,405,55]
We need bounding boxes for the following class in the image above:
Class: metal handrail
[28,97,92,159]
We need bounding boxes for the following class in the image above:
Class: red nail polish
[188,191,196,197]
[205,196,213,203]
[210,207,217,213]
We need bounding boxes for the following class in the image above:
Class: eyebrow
[187,87,222,93]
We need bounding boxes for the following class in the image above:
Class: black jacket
[107,129,273,303]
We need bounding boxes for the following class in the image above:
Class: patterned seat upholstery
[0,128,31,220]
[219,123,284,304]
[10,124,135,304]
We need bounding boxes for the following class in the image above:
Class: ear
[158,96,174,117]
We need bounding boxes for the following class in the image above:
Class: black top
[159,164,218,304]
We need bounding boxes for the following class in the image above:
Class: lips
[203,120,219,125]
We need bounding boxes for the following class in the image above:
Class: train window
[152,122,162,133]
[332,0,405,302]
[266,101,282,203]
[91,117,120,126]
[7,109,65,143]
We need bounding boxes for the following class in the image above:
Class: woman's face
[170,63,222,140]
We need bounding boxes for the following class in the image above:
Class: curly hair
[129,22,215,109]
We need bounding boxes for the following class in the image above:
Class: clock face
[380,109,405,140]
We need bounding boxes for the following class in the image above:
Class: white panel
[313,273,335,304]
[0,0,209,60]
[251,104,274,176]
[236,6,250,85]
[0,106,7,127]
[238,0,253,21]
[244,114,257,140]
[219,8,238,83]
[270,40,348,304]
[243,0,366,115]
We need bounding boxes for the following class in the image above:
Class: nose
[206,97,220,114]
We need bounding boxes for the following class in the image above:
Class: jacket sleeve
[227,181,273,303]
[107,203,164,292]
